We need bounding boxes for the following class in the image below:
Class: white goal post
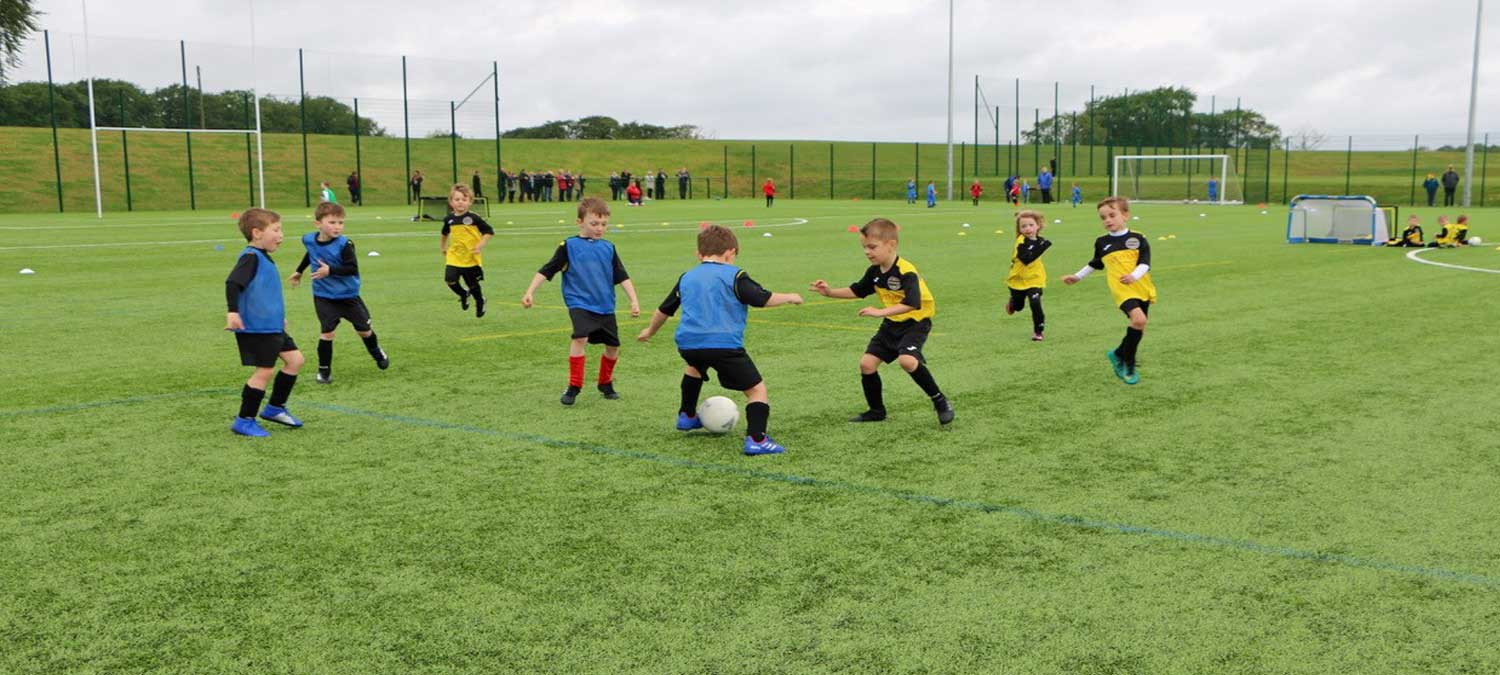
[1112,154,1241,205]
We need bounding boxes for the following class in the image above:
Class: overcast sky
[16,0,1499,147]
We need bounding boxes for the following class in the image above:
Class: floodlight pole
[250,0,266,207]
[83,0,103,218]
[944,0,954,201]
[1463,0,1484,206]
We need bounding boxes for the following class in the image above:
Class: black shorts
[865,319,932,364]
[1008,287,1042,308]
[444,265,484,286]
[569,308,620,346]
[314,296,373,333]
[1119,298,1152,317]
[678,348,763,391]
[236,332,298,368]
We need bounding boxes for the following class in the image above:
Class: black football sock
[679,375,705,416]
[268,371,297,408]
[746,402,770,442]
[908,364,943,399]
[447,282,468,299]
[1121,328,1144,367]
[1030,297,1046,333]
[860,372,885,413]
[317,339,334,371]
[468,284,485,304]
[239,385,265,419]
[362,333,382,358]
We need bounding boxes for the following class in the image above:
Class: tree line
[1019,86,1281,148]
[501,116,700,140]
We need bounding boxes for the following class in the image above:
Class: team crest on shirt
[463,216,473,225]
[885,276,902,291]
[1125,237,1140,250]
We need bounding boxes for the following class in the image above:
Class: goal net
[1112,154,1242,204]
[1285,195,1386,245]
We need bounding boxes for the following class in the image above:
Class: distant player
[319,181,337,204]
[288,202,389,385]
[521,198,642,405]
[906,178,918,204]
[1387,214,1425,247]
[1070,183,1082,208]
[810,218,955,426]
[440,184,494,317]
[1063,196,1157,385]
[763,178,776,207]
[1206,177,1219,202]
[1005,210,1052,341]
[637,225,805,455]
[1009,178,1021,206]
[224,208,306,437]
[926,181,937,208]
[969,179,983,206]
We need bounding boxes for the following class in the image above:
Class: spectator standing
[678,167,691,199]
[1423,173,1439,206]
[1442,165,1460,206]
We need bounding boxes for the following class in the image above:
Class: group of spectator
[610,168,693,202]
[394,167,696,206]
[1422,165,1463,207]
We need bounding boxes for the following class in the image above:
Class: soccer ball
[697,396,739,434]
[1469,236,1482,245]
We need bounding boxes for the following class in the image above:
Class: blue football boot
[676,412,703,431]
[743,435,786,456]
[231,417,270,437]
[259,405,304,428]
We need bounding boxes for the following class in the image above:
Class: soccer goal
[1112,154,1242,204]
[1285,195,1387,245]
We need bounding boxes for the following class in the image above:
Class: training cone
[1132,216,1140,220]
[1158,236,1167,241]
[743,220,755,227]
[1260,210,1268,215]
[962,223,971,228]
[1053,219,1062,224]
[700,222,710,230]
[506,221,514,225]
[19,268,35,275]
[763,232,773,237]
[214,244,225,251]
[376,216,383,220]
[368,251,381,257]
[957,232,967,236]
[1168,235,1177,239]
[660,221,669,225]
[995,230,1005,234]
[847,225,859,232]
[1257,203,1267,209]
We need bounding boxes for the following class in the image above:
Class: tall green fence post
[44,30,63,212]
[493,61,501,194]
[1053,82,1060,182]
[1409,135,1419,206]
[914,142,919,186]
[1281,139,1290,204]
[959,142,965,192]
[1032,108,1040,177]
[449,101,458,184]
[751,144,757,192]
[300,48,310,207]
[1087,85,1095,176]
[723,145,728,198]
[973,75,980,175]
[120,90,132,211]
[1350,135,1362,195]
[871,142,877,199]
[402,56,411,205]
[353,98,363,203]
[1262,141,1271,203]
[1014,78,1020,178]
[994,106,1000,176]
[789,145,795,199]
[829,144,834,199]
[181,41,197,210]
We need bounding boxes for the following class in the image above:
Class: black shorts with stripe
[865,318,932,364]
[314,296,373,333]
[1119,298,1152,317]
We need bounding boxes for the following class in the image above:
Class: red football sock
[598,355,618,385]
[568,355,586,388]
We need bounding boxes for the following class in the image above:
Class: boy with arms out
[637,225,804,455]
[440,184,494,317]
[521,198,642,405]
[1063,196,1157,385]
[288,202,390,384]
[1005,210,1052,341]
[810,218,955,425]
[224,208,306,437]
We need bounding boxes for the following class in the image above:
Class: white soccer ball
[697,396,739,434]
[1469,236,1482,245]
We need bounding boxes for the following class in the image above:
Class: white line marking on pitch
[1405,248,1500,274]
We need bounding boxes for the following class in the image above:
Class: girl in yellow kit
[1005,210,1052,341]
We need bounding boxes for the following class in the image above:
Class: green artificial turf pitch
[2,198,1499,673]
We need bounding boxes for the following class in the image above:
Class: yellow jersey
[442,212,495,267]
[850,256,935,322]
[1087,230,1157,307]
[1006,235,1051,290]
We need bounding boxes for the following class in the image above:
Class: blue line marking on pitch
[307,401,1500,590]
[0,387,234,418]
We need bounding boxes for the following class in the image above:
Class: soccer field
[3,198,1499,673]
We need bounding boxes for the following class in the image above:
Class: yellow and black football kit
[1006,235,1051,335]
[442,211,495,268]
[1087,230,1157,311]
[845,255,952,424]
[1388,225,1424,247]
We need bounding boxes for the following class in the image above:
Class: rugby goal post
[1285,195,1388,246]
[1112,154,1241,204]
